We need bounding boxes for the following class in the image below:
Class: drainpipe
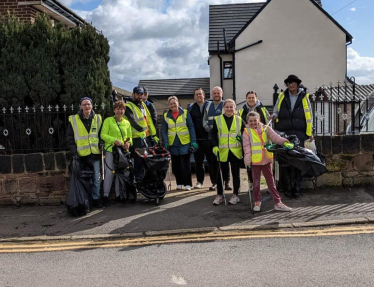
[232,51,236,101]
[345,40,352,81]
[217,42,223,90]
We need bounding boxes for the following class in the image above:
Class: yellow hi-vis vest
[164,110,191,146]
[69,114,102,157]
[215,114,243,162]
[125,101,156,138]
[244,126,273,164]
[276,92,312,136]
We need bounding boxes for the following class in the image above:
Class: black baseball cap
[133,86,144,94]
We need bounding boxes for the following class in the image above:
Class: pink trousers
[251,163,281,204]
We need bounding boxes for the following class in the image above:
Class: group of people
[67,74,312,213]
[67,86,159,208]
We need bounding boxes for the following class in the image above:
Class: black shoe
[102,196,110,207]
[293,180,301,199]
[93,199,103,208]
[128,194,137,203]
[209,184,217,191]
[284,187,293,198]
[224,181,233,191]
[115,196,127,204]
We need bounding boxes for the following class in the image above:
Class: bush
[0,13,112,110]
[0,14,112,154]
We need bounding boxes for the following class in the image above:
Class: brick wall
[1,135,373,205]
[0,0,38,24]
[0,152,71,205]
[301,134,374,188]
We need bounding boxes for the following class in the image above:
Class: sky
[59,0,374,92]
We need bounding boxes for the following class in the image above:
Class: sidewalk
[1,170,374,240]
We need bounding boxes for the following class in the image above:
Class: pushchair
[134,145,171,205]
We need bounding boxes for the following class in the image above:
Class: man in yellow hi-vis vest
[66,97,103,208]
[272,74,314,199]
[125,86,158,182]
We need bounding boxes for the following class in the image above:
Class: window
[223,61,233,79]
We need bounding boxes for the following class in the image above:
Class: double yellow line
[1,225,374,253]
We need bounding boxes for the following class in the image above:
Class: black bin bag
[266,135,328,178]
[66,157,94,217]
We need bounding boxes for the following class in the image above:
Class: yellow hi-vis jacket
[69,114,102,157]
[215,114,243,162]
[244,126,273,164]
[125,101,156,138]
[276,92,312,136]
[164,110,191,146]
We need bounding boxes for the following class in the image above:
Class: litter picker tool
[247,166,254,215]
[217,152,227,205]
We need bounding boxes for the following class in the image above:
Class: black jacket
[145,100,157,125]
[188,102,208,141]
[240,102,268,126]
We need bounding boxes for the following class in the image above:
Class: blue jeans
[91,159,101,200]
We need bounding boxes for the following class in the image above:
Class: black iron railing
[272,78,374,135]
[0,103,107,154]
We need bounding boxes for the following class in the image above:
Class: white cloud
[347,48,374,84]
[78,0,264,88]
[350,7,356,11]
[77,1,374,90]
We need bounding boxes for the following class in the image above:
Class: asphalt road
[1,232,374,287]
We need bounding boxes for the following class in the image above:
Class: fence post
[350,77,356,135]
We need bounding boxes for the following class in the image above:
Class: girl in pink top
[242,111,292,212]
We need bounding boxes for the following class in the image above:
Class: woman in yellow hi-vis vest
[211,99,244,205]
[66,97,103,208]
[243,111,292,212]
[161,96,198,191]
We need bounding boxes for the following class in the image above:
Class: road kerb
[292,218,369,228]
[0,218,373,243]
[145,227,218,236]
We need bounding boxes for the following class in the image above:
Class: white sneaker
[229,194,240,205]
[194,182,203,189]
[253,201,261,212]
[176,185,182,190]
[184,185,191,191]
[274,202,292,212]
[213,195,223,205]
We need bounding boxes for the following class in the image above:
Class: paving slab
[0,172,373,240]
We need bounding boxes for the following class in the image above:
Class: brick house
[0,0,85,27]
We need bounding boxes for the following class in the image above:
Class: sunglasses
[286,81,297,85]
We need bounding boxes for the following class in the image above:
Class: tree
[0,14,112,109]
